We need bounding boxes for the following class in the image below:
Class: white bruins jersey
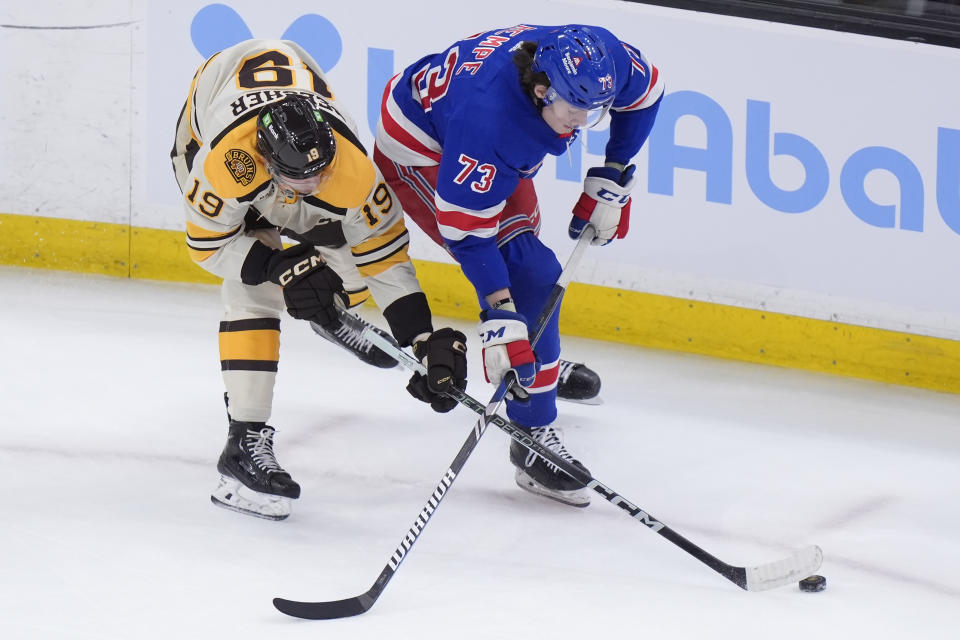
[171,39,420,310]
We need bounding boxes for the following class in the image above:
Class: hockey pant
[219,276,283,424]
[375,148,560,427]
[218,227,374,423]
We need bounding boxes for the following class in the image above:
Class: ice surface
[1,266,958,639]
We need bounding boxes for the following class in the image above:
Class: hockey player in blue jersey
[374,24,663,507]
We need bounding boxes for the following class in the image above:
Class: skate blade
[210,475,291,521]
[558,395,603,406]
[514,469,590,508]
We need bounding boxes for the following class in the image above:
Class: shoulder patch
[223,148,258,186]
[204,117,271,199]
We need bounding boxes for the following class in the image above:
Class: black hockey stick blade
[273,592,375,620]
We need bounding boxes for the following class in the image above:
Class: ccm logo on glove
[482,326,508,342]
[478,307,538,398]
[569,164,636,246]
[277,254,324,286]
[592,188,630,204]
[254,243,348,329]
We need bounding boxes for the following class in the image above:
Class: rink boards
[2,0,960,393]
[3,211,959,394]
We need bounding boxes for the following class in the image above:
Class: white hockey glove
[478,306,538,400]
[569,164,636,246]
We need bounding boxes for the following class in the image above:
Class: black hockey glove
[407,328,468,413]
[263,244,348,329]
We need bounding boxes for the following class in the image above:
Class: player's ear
[533,84,549,100]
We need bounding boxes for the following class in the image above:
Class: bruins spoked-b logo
[224,148,256,186]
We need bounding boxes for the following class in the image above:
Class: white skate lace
[245,427,285,473]
[557,360,577,385]
[332,318,375,354]
[525,426,575,473]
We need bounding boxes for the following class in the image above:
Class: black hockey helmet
[256,95,336,179]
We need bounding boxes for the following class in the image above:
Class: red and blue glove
[569,164,636,246]
[478,307,538,400]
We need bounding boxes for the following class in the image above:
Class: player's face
[274,171,327,194]
[257,150,331,195]
[536,86,609,134]
[542,100,587,134]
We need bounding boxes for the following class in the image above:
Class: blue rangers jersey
[377,24,663,297]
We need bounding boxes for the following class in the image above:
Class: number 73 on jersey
[455,153,496,193]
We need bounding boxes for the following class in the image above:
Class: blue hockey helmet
[532,26,616,110]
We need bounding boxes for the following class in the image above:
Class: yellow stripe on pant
[219,318,281,372]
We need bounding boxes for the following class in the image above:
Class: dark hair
[512,41,550,105]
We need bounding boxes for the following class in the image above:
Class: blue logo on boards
[189,3,390,139]
[189,4,960,235]
[190,4,342,71]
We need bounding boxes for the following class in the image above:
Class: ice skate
[311,307,399,369]
[211,421,300,521]
[556,359,602,404]
[510,425,591,507]
[211,474,293,521]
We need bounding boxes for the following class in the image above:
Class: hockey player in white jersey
[171,39,467,520]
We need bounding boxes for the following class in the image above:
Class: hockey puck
[799,575,827,592]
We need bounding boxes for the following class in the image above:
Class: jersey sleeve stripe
[355,242,412,278]
[350,218,409,256]
[437,210,500,238]
[435,193,505,219]
[187,246,217,262]
[186,221,242,263]
[434,190,504,240]
[376,74,443,165]
[186,221,241,240]
[618,65,663,112]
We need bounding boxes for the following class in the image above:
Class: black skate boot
[556,359,601,404]
[211,420,301,521]
[310,307,399,369]
[509,425,591,507]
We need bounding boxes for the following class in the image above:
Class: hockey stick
[364,331,823,592]
[272,228,596,620]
